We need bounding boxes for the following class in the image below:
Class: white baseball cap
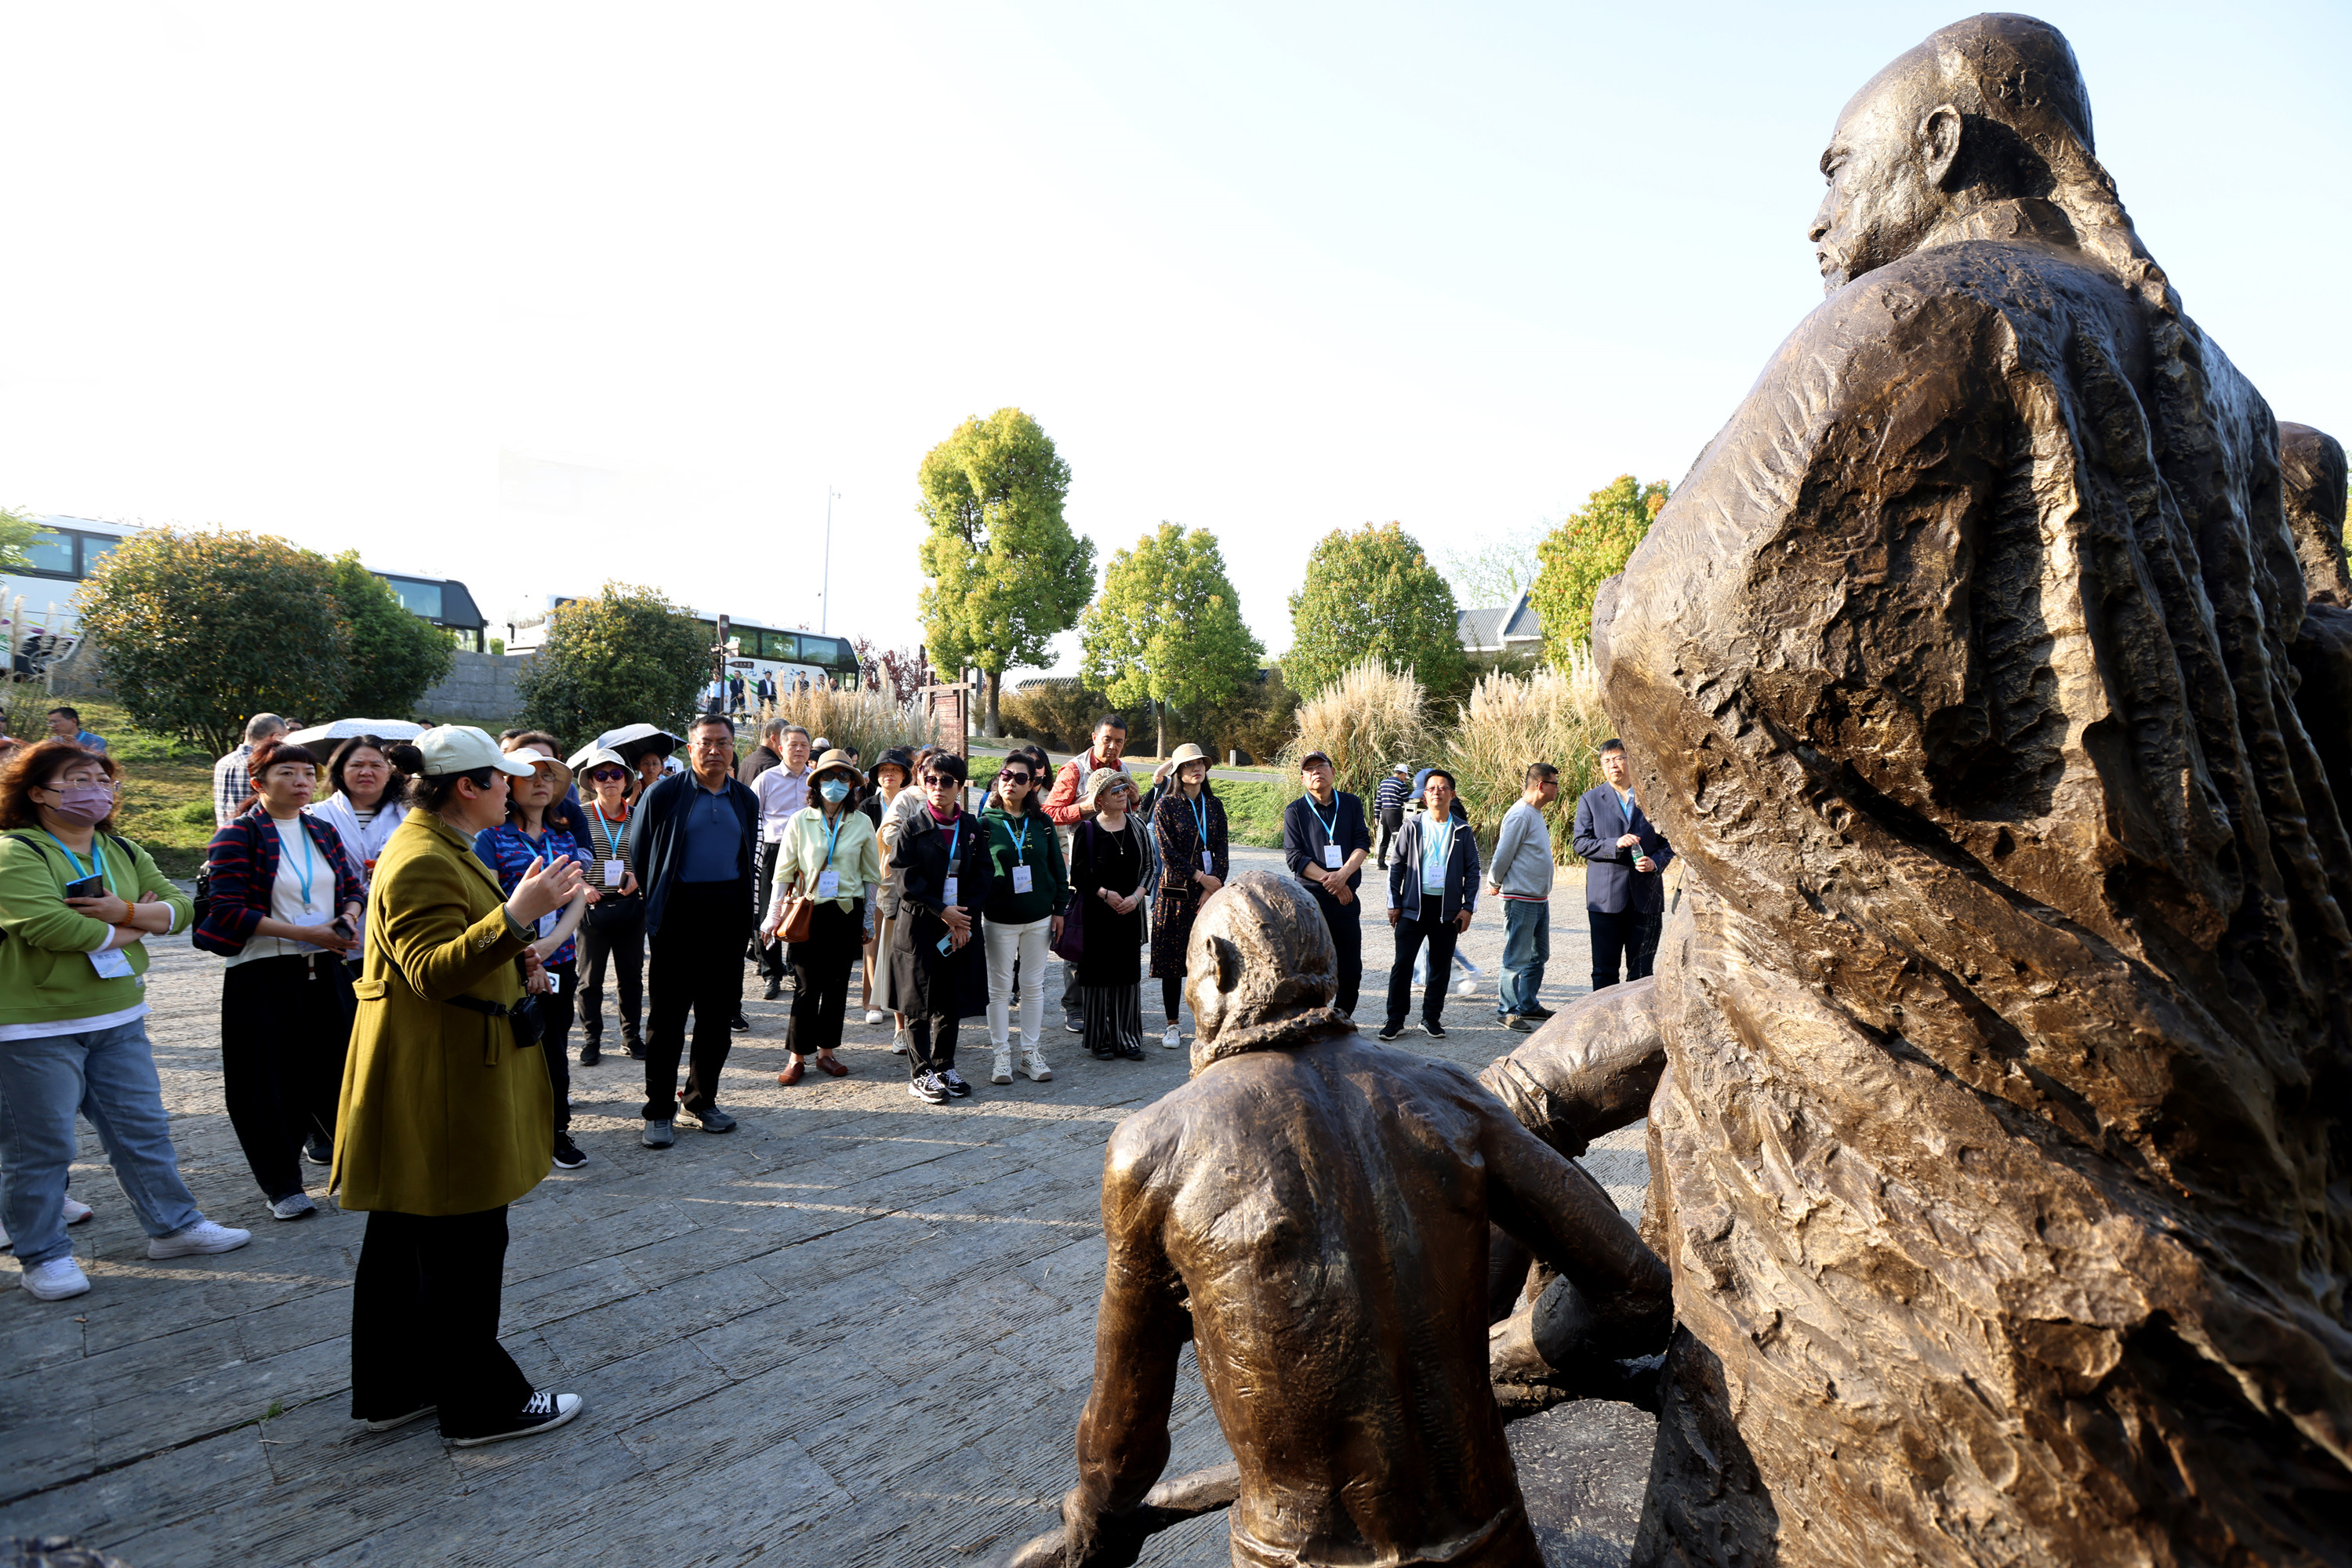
[413,724,536,778]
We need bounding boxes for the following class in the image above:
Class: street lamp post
[818,485,841,633]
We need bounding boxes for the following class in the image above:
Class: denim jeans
[0,1018,204,1268]
[1497,898,1550,1017]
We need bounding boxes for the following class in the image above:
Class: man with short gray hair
[212,713,289,826]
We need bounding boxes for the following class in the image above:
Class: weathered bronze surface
[1053,873,1671,1567]
[1597,14,2352,1563]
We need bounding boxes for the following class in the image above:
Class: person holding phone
[760,749,880,1085]
[194,738,366,1220]
[887,753,993,1105]
[473,747,594,1171]
[0,741,250,1302]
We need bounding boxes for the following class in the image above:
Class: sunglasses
[923,775,956,787]
[1000,771,1032,786]
[588,769,627,783]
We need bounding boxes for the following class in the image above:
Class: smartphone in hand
[62,873,104,902]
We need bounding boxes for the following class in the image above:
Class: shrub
[1437,648,1611,862]
[328,551,454,715]
[1189,667,1301,766]
[1529,476,1668,664]
[77,528,352,755]
[1278,659,1435,806]
[764,684,937,763]
[514,583,707,744]
[999,677,1148,756]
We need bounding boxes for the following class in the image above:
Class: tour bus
[2,515,494,679]
[503,597,862,691]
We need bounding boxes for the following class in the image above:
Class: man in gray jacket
[1487,762,1559,1031]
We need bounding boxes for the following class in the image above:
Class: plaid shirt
[472,821,591,965]
[212,744,254,828]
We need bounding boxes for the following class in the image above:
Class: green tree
[0,506,39,574]
[1529,474,1668,665]
[76,528,351,754]
[916,408,1095,735]
[1284,522,1465,702]
[327,551,455,716]
[1439,523,1547,610]
[1081,523,1264,757]
[514,582,708,743]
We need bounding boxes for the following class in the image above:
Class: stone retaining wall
[414,650,535,725]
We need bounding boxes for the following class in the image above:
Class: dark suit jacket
[630,771,757,940]
[1570,785,1674,915]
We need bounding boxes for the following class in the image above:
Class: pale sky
[5,2,2345,682]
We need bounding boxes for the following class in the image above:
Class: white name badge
[89,946,135,979]
[1011,865,1034,895]
[603,858,623,887]
[942,877,960,907]
[816,869,840,898]
[1201,851,1214,872]
[1323,844,1343,869]
[536,909,559,939]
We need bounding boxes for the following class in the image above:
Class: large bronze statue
[1596,13,2352,1563]
[1053,873,1671,1568]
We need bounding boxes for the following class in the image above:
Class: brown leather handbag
[771,884,815,946]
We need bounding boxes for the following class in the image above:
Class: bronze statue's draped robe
[1599,216,2352,1565]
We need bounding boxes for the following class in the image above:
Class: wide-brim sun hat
[1083,767,1136,808]
[574,746,630,780]
[506,746,574,797]
[1167,742,1210,770]
[416,724,535,779]
[811,748,866,789]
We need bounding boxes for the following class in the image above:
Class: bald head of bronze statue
[1810,14,2116,292]
[1182,871,1348,1071]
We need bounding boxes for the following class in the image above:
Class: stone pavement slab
[0,847,1652,1566]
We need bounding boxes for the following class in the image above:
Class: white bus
[504,597,863,693]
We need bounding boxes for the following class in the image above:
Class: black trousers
[542,959,575,1131]
[1385,909,1460,1031]
[220,953,350,1202]
[1304,882,1363,1017]
[349,1206,532,1439]
[1374,808,1403,868]
[1159,973,1185,1023]
[907,1011,960,1077]
[756,840,788,980]
[1588,909,1663,992]
[644,880,750,1120]
[787,901,862,1058]
[577,904,643,1044]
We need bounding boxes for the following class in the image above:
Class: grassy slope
[50,699,220,880]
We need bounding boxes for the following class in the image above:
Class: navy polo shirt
[681,779,742,883]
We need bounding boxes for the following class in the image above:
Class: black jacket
[630,770,757,939]
[888,807,995,1016]
[1282,790,1374,894]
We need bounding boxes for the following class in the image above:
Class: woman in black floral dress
[1071,768,1147,1061]
[1147,743,1228,1052]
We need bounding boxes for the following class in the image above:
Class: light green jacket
[766,804,883,916]
[0,829,191,1029]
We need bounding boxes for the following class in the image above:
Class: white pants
[985,916,1053,1051]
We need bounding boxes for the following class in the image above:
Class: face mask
[48,784,114,823]
[819,780,850,804]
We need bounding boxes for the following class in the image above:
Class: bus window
[384,578,445,619]
[24,530,74,576]
[802,634,851,668]
[760,630,800,661]
[79,535,118,574]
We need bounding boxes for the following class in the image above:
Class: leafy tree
[327,551,454,716]
[77,528,351,755]
[1439,523,1547,610]
[1530,474,1668,664]
[916,408,1095,735]
[514,583,708,744]
[1081,523,1264,757]
[1284,522,1465,702]
[0,506,39,575]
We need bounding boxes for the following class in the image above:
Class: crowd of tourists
[0,701,1672,1446]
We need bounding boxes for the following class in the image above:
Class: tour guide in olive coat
[334,808,550,1214]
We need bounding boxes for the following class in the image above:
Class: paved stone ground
[0,848,1652,1568]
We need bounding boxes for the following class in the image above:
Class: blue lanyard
[944,817,962,864]
[519,826,553,873]
[40,829,111,897]
[1189,793,1210,856]
[279,818,318,907]
[1007,813,1029,863]
[822,812,843,868]
[1305,794,1339,844]
[589,807,625,858]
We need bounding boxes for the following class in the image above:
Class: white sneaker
[891,1026,909,1055]
[1020,1047,1053,1083]
[62,1197,93,1225]
[1162,1025,1182,1051]
[864,1009,885,1026]
[21,1257,90,1301]
[150,1219,254,1258]
[991,1047,1014,1086]
[270,1193,318,1221]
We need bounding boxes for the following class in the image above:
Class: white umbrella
[579,724,681,768]
[285,718,426,748]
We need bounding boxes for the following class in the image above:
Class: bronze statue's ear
[1922,103,1963,187]
[1211,935,1242,995]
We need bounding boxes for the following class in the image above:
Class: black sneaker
[579,1040,601,1065]
[908,1072,949,1105]
[621,1036,644,1058]
[448,1390,583,1447]
[730,1011,752,1033]
[1064,1018,1085,1034]
[1089,1045,1116,1060]
[762,978,783,1001]
[691,1106,738,1133]
[551,1134,588,1170]
[1501,1014,1534,1033]
[1523,1006,1557,1021]
[302,1134,332,1167]
[1377,1024,1404,1041]
[1421,1021,1447,1040]
[938,1069,974,1098]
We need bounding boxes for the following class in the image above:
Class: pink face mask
[47,784,114,824]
